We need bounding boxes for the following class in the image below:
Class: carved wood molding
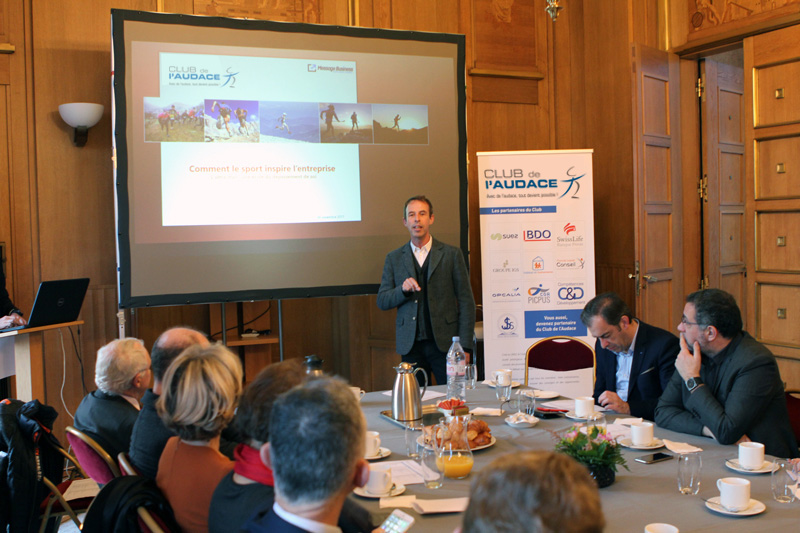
[468,67,544,80]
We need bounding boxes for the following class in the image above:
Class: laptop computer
[0,278,90,332]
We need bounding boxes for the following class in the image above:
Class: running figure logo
[559,166,584,199]
[221,67,239,88]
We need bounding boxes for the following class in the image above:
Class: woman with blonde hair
[155,343,242,533]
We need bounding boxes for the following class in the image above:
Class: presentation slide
[113,11,466,307]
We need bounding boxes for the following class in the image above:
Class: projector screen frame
[112,9,468,309]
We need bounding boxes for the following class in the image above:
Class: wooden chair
[524,336,596,397]
[785,389,800,444]
[118,451,141,476]
[65,426,121,485]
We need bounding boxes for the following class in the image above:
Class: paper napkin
[663,439,703,454]
[411,497,470,514]
[470,407,503,416]
[614,417,644,426]
[380,495,416,509]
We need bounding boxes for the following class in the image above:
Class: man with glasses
[656,289,799,458]
[581,292,679,420]
[74,338,152,460]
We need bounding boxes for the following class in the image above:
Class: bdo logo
[524,229,551,242]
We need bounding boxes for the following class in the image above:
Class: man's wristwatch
[685,376,703,393]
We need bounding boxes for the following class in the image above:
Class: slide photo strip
[259,101,321,143]
[204,99,260,143]
[143,97,204,143]
[318,102,374,145]
[144,99,428,146]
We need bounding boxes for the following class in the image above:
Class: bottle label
[455,361,466,377]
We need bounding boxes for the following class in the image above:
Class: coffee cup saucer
[365,447,391,461]
[353,483,406,499]
[618,437,664,450]
[704,497,765,516]
[724,458,777,474]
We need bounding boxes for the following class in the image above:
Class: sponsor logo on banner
[482,169,558,192]
[522,253,553,275]
[556,282,586,305]
[496,314,519,338]
[556,258,585,270]
[490,287,522,303]
[524,229,551,242]
[490,232,520,241]
[556,222,584,247]
[491,257,521,275]
[527,284,551,306]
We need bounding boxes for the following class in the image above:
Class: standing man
[0,267,25,329]
[377,195,475,385]
[580,292,679,420]
[656,289,799,458]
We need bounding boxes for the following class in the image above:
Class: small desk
[0,321,83,401]
[358,385,798,532]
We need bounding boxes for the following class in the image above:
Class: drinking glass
[586,412,607,433]
[677,453,702,495]
[404,420,422,459]
[509,390,535,415]
[465,364,477,389]
[771,459,798,503]
[419,445,444,489]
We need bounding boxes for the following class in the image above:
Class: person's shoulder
[732,333,775,363]
[432,238,461,254]
[386,242,410,258]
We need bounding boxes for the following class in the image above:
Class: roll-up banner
[477,150,596,399]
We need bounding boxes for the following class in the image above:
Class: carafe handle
[414,367,428,401]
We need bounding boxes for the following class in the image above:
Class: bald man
[128,327,210,477]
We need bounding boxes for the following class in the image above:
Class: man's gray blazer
[377,238,475,355]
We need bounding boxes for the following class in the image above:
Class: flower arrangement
[553,424,628,472]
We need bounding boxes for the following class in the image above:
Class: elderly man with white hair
[73,337,151,459]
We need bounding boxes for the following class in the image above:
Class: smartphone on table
[379,509,415,532]
[635,452,673,464]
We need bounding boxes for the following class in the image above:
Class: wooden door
[631,44,683,330]
[700,57,747,327]
[744,24,800,384]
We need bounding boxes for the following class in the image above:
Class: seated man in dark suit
[128,326,209,478]
[73,338,151,459]
[241,378,372,533]
[656,289,799,458]
[209,359,375,533]
[581,292,679,420]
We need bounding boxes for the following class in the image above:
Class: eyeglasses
[680,317,707,328]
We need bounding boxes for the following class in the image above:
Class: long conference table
[356,384,798,532]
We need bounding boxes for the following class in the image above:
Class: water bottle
[446,336,467,401]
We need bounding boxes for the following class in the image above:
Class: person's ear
[705,325,718,342]
[354,458,370,488]
[259,442,273,470]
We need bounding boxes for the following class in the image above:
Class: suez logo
[490,233,519,241]
[482,169,557,190]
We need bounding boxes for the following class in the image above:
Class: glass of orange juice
[436,414,474,479]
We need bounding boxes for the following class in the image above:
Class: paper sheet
[62,478,100,501]
[380,495,417,509]
[377,460,425,486]
[411,497,469,514]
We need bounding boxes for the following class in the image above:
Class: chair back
[785,390,800,444]
[118,452,140,476]
[524,336,596,398]
[65,426,121,485]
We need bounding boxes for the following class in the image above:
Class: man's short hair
[463,451,604,533]
[157,343,242,441]
[235,358,307,446]
[269,377,364,505]
[403,195,433,219]
[686,288,743,338]
[580,292,633,327]
[150,326,209,382]
[95,338,149,395]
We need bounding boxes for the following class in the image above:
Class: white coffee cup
[717,477,750,512]
[349,386,366,401]
[493,369,512,386]
[738,441,765,470]
[631,422,654,447]
[575,396,595,418]
[366,465,392,495]
[644,524,678,533]
[365,431,381,457]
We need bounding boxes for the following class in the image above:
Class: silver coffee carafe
[391,362,428,421]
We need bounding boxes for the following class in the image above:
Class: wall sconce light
[546,0,564,21]
[58,103,104,147]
